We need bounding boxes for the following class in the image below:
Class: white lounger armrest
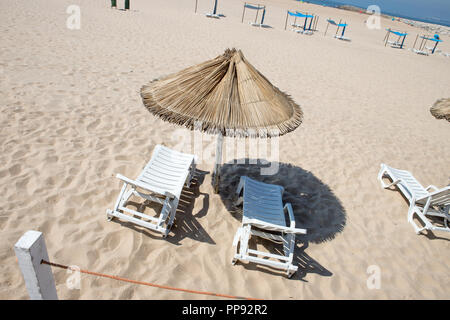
[115,173,175,199]
[244,218,307,234]
[425,185,439,192]
[284,203,296,228]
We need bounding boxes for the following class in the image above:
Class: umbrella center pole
[212,133,223,194]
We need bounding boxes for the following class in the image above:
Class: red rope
[41,259,259,300]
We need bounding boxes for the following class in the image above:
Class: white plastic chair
[106,145,196,237]
[378,163,450,234]
[232,176,307,277]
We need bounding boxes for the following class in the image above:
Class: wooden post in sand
[413,34,419,50]
[313,16,319,31]
[284,11,289,30]
[400,32,406,49]
[254,4,260,24]
[335,19,342,36]
[195,0,198,13]
[384,29,390,47]
[421,36,428,51]
[303,13,308,31]
[308,14,313,31]
[241,3,246,23]
[432,40,438,54]
[14,231,58,300]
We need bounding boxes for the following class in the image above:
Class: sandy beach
[1,0,449,300]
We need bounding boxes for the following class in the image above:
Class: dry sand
[0,0,449,299]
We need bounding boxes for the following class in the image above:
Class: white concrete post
[14,230,58,300]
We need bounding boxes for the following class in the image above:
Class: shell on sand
[430,98,450,122]
[140,48,303,138]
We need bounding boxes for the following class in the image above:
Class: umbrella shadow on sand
[115,169,215,245]
[218,159,346,280]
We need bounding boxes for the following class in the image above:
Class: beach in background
[302,0,450,28]
[0,0,449,299]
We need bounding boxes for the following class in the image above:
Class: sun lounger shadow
[274,241,332,280]
[113,169,215,245]
[217,159,344,278]
[219,159,346,244]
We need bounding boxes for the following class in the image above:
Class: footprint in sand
[8,164,21,176]
[86,250,99,266]
[87,119,100,132]
[102,232,121,251]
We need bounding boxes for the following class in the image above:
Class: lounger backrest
[242,176,287,227]
[385,165,429,201]
[137,145,194,198]
[416,187,450,207]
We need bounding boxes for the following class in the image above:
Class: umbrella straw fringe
[140,48,303,138]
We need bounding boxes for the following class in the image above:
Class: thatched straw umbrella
[140,48,303,192]
[430,98,450,122]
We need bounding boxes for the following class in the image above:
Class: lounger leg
[166,199,178,229]
[107,183,128,221]
[186,162,196,188]
[231,227,242,265]
[232,227,244,265]
[158,196,174,238]
[287,269,295,278]
[284,233,297,278]
[231,226,249,265]
[444,206,450,229]
[408,205,428,234]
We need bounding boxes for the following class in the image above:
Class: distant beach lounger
[378,164,450,234]
[412,48,429,56]
[205,13,220,18]
[325,19,351,41]
[384,29,407,49]
[285,11,317,36]
[387,40,404,48]
[106,145,196,237]
[334,34,351,41]
[232,176,307,277]
[293,28,314,35]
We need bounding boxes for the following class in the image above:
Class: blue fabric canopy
[244,4,265,10]
[287,11,313,18]
[421,36,443,42]
[386,29,407,37]
[327,19,347,27]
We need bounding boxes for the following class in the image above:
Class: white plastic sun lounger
[334,34,351,41]
[232,176,307,278]
[106,145,196,237]
[378,164,450,234]
[388,40,403,48]
[206,13,220,18]
[412,48,429,56]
